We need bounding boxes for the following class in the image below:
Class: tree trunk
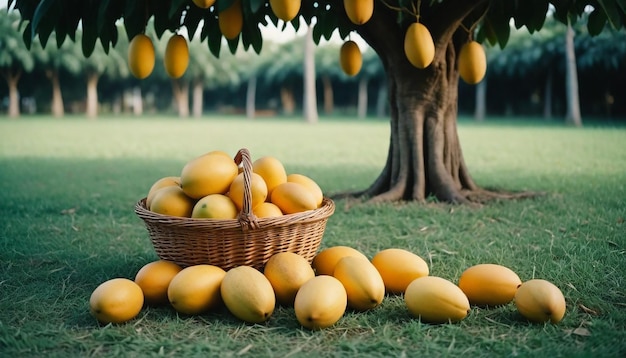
[133,86,143,116]
[353,1,492,203]
[280,86,295,115]
[86,72,99,119]
[303,24,318,123]
[4,70,21,118]
[543,70,553,120]
[172,79,189,118]
[47,69,64,117]
[246,75,256,119]
[564,22,582,127]
[321,75,334,115]
[474,79,486,121]
[192,79,204,118]
[357,76,369,119]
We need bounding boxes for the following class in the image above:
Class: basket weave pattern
[135,148,335,270]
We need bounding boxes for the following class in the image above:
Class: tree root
[329,187,545,207]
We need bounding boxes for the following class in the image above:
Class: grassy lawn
[0,115,625,357]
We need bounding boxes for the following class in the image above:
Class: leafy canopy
[8,0,626,57]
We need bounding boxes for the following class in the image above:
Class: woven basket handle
[233,148,259,230]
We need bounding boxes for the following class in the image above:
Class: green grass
[1,116,625,357]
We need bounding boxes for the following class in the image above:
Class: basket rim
[135,196,335,230]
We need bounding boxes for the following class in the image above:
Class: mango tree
[12,0,626,203]
[0,10,34,118]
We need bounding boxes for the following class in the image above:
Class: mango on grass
[371,248,429,294]
[221,266,276,323]
[514,279,566,324]
[458,263,522,307]
[134,260,183,306]
[404,276,470,324]
[264,252,315,306]
[89,278,144,324]
[311,245,369,276]
[294,275,347,330]
[167,265,226,315]
[333,256,385,311]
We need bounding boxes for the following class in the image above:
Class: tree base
[330,187,545,207]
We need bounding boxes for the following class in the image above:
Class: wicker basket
[135,148,335,270]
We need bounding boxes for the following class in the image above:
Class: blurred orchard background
[1,4,625,124]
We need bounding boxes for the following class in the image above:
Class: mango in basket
[149,185,195,217]
[191,194,238,219]
[180,151,238,199]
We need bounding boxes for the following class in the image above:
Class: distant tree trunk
[357,77,369,119]
[172,79,189,118]
[280,86,295,115]
[3,70,22,118]
[474,79,486,121]
[543,70,553,120]
[246,75,256,119]
[564,22,582,127]
[86,72,99,119]
[376,80,387,118]
[303,24,318,123]
[192,79,204,118]
[47,69,64,117]
[132,86,143,116]
[322,75,334,115]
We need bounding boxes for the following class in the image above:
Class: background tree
[12,0,626,203]
[0,10,34,117]
[30,35,82,117]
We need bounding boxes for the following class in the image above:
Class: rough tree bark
[349,0,504,204]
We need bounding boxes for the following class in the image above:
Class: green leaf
[31,0,55,40]
[82,18,98,57]
[22,22,33,49]
[587,8,607,35]
[597,0,623,29]
[227,36,239,54]
[527,0,549,32]
[216,0,236,12]
[168,0,188,19]
[249,0,265,14]
[97,0,111,34]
